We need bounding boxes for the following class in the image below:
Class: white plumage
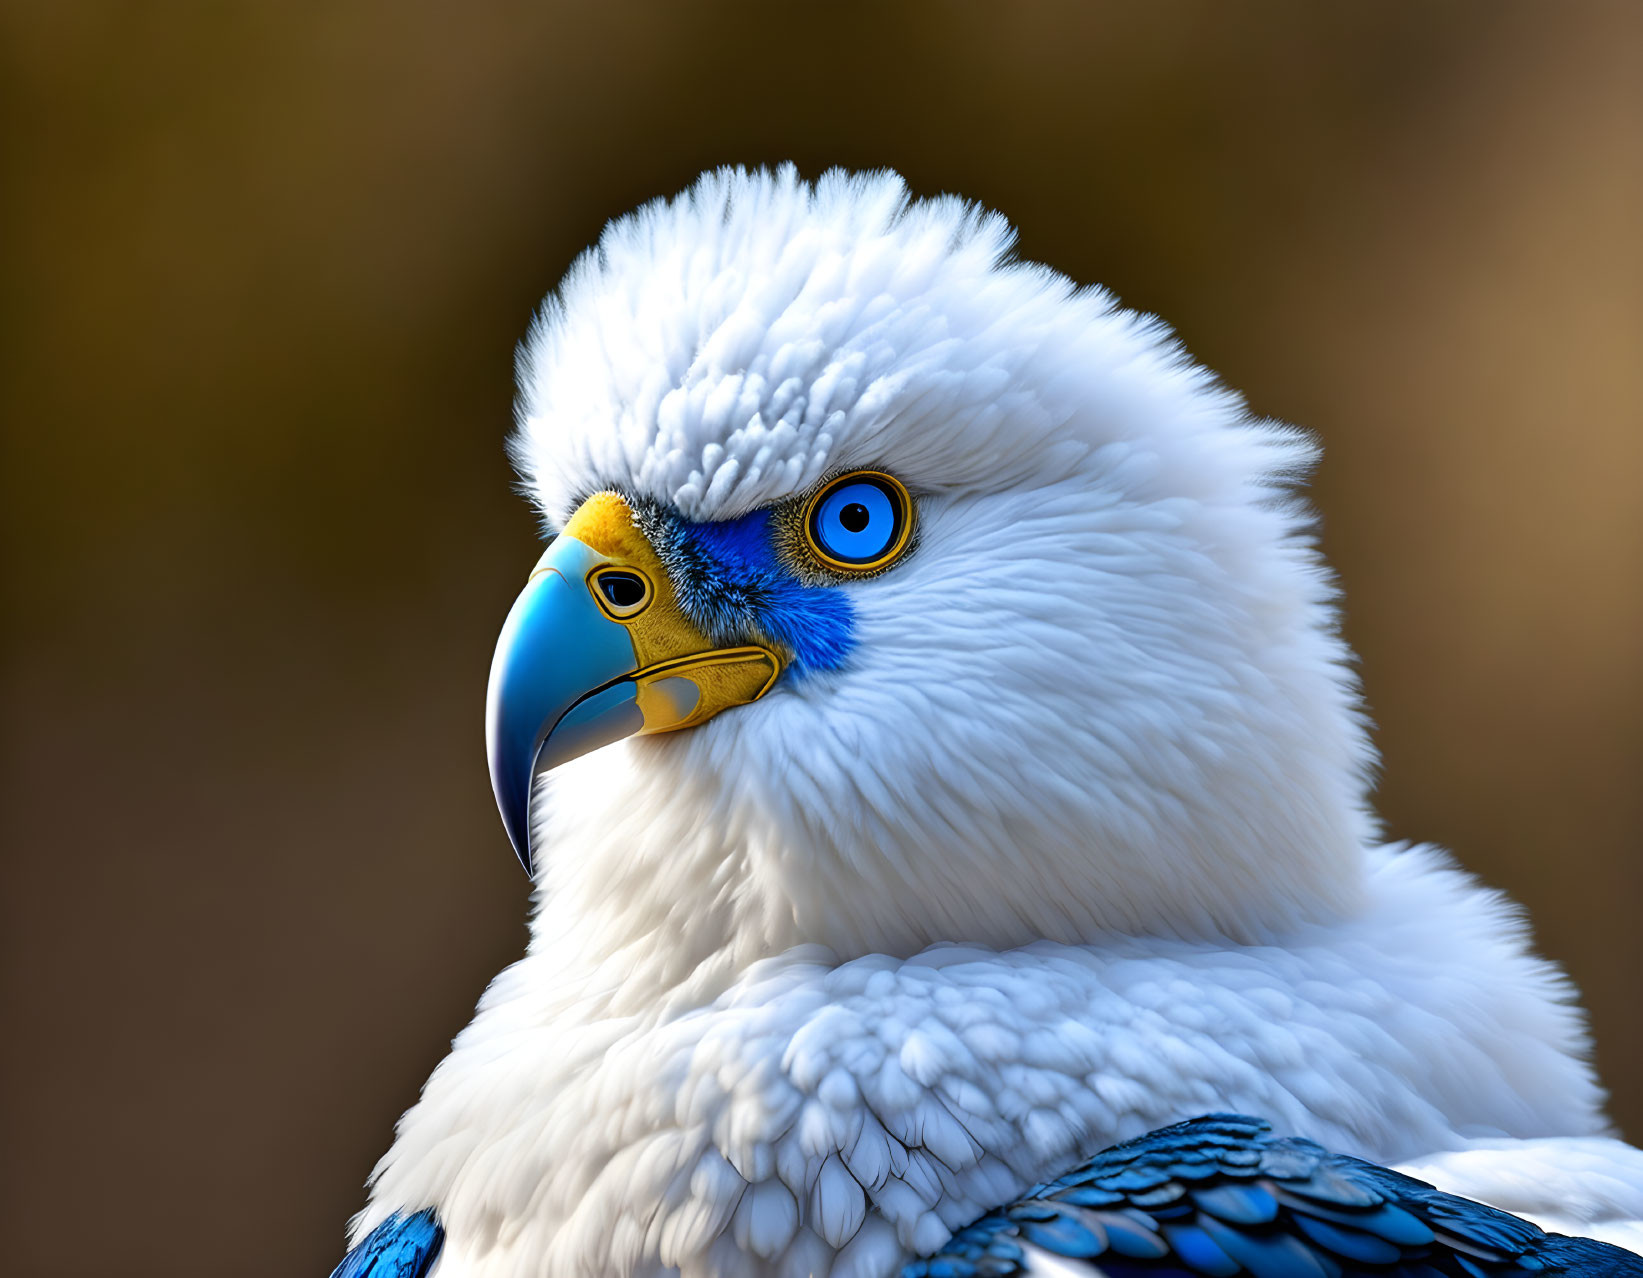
[351,167,1643,1276]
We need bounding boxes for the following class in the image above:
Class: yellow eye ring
[587,565,653,620]
[800,470,916,575]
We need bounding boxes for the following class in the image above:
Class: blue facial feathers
[634,503,857,676]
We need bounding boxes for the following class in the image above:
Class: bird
[330,167,1643,1278]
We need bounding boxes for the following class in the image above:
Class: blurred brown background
[2,3,1639,1275]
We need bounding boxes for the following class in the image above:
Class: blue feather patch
[330,1209,443,1278]
[901,1114,1643,1278]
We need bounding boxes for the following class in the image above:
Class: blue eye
[804,472,913,571]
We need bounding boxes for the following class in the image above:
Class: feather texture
[331,1210,443,1278]
[905,1116,1643,1278]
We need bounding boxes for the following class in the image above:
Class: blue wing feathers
[1192,1184,1282,1227]
[330,1210,444,1278]
[903,1114,1643,1278]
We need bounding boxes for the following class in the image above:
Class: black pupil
[839,502,871,533]
[599,572,646,609]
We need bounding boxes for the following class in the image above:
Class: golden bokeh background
[3,4,1638,1275]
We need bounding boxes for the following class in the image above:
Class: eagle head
[488,167,1373,963]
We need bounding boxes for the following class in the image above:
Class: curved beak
[485,493,782,874]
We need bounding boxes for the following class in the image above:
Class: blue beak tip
[506,821,534,878]
[491,758,537,878]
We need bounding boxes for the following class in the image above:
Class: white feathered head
[488,166,1374,969]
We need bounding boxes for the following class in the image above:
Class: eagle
[330,168,1643,1278]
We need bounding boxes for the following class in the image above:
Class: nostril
[594,569,650,614]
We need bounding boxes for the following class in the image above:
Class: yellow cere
[561,493,782,734]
